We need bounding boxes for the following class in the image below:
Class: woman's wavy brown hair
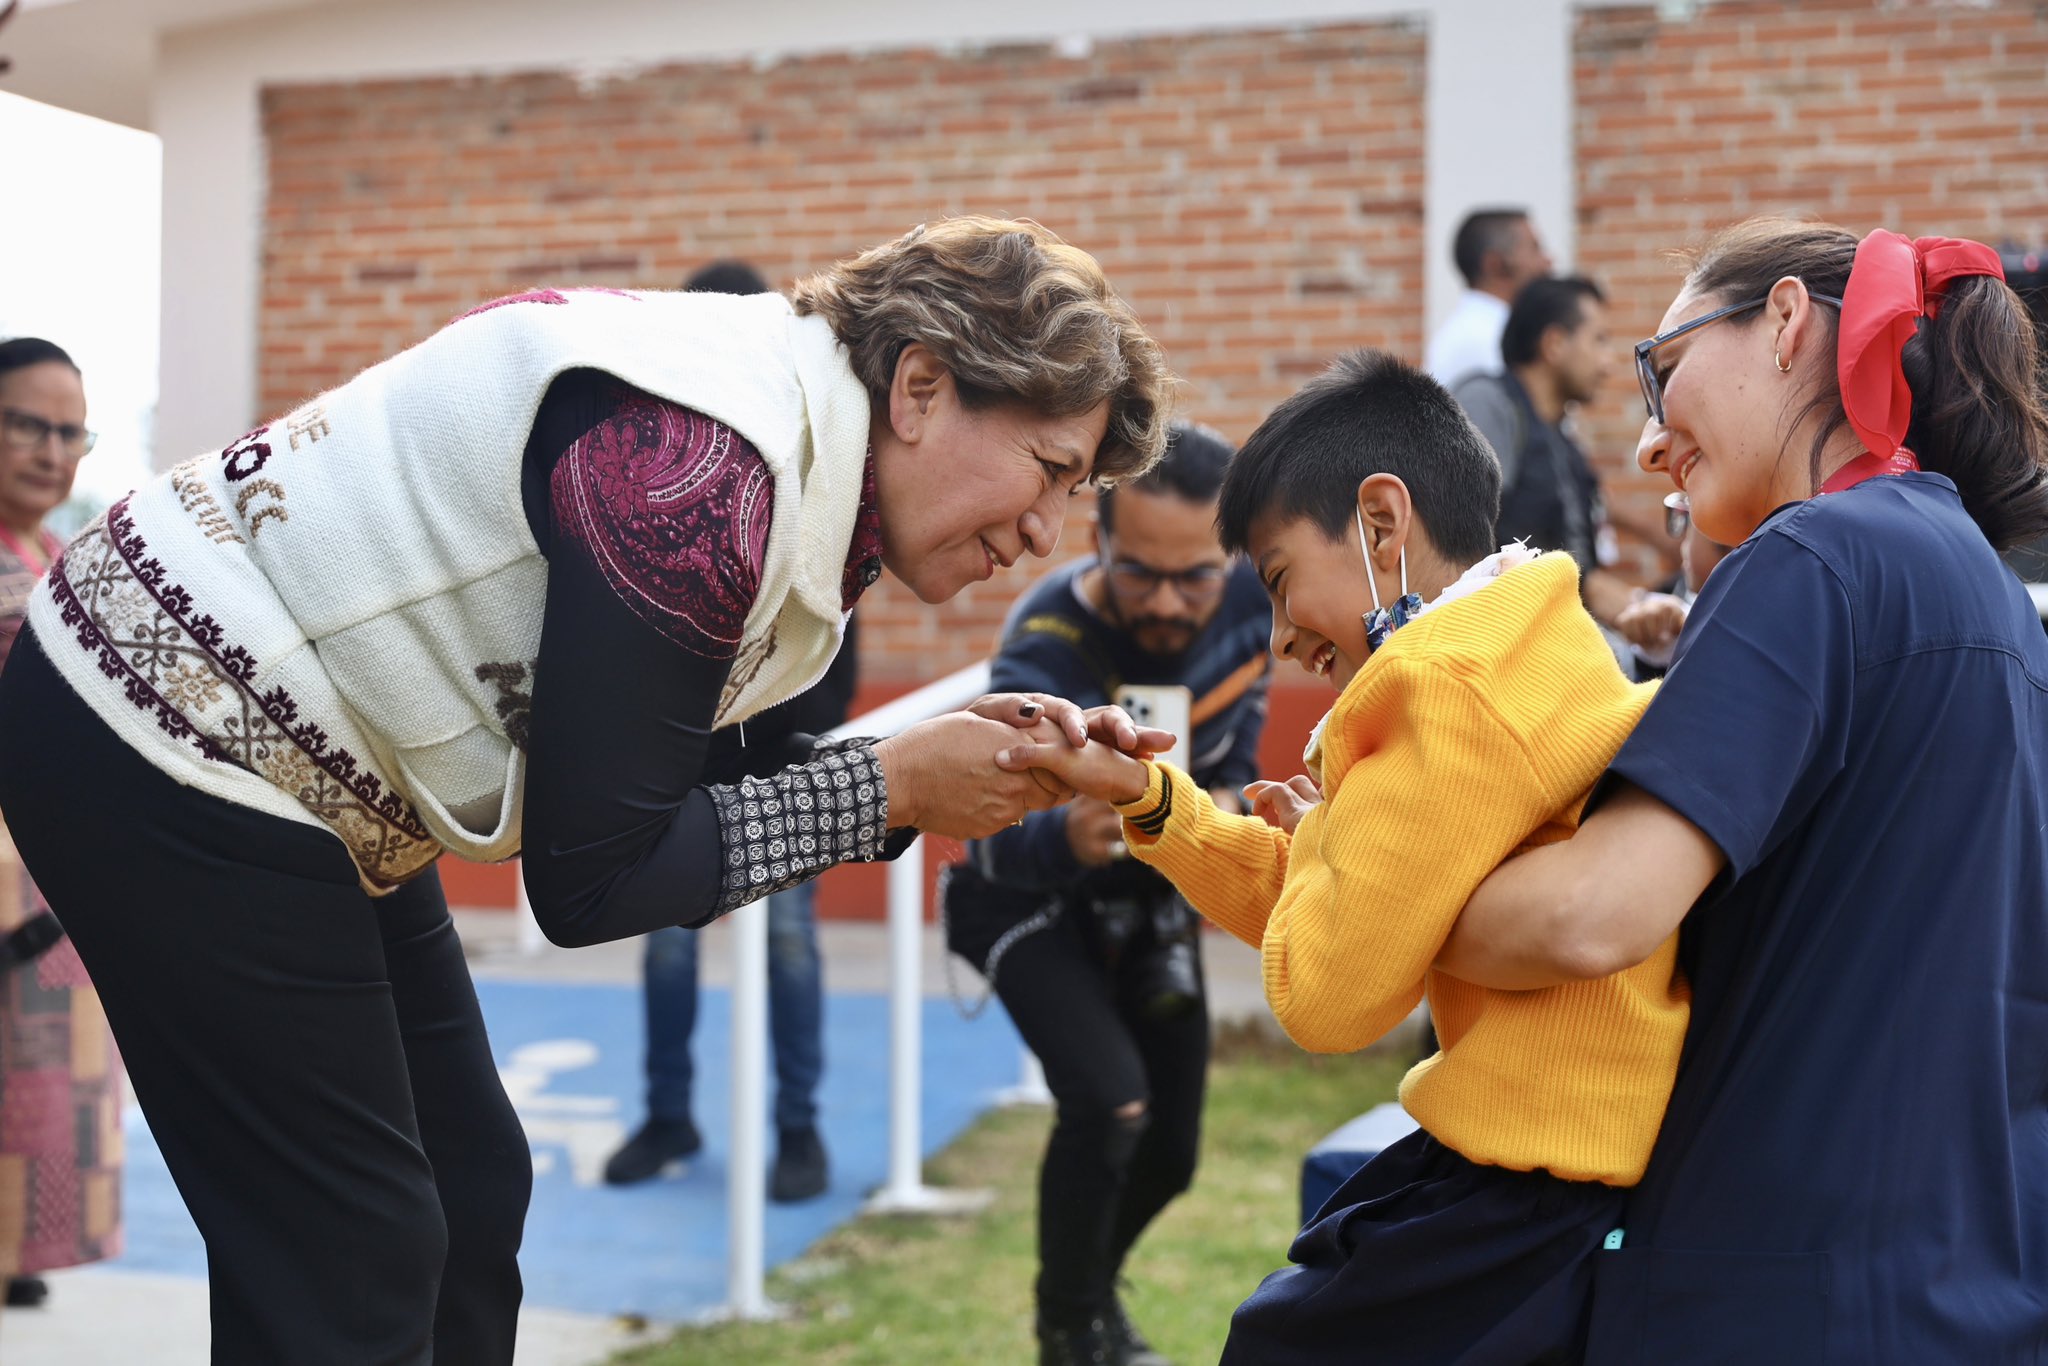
[791,217,1174,483]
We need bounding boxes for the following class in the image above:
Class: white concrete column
[151,36,263,468]
[1423,0,1577,336]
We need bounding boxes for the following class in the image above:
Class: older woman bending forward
[0,218,1172,1365]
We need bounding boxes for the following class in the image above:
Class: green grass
[616,1026,1406,1365]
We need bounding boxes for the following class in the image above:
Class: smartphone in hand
[1114,683,1192,773]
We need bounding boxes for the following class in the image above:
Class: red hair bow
[1837,229,2005,465]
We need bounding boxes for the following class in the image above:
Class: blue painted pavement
[106,980,1025,1321]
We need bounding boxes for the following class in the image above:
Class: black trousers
[991,898,1210,1326]
[1222,1129,1624,1366]
[0,627,531,1364]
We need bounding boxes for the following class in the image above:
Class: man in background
[602,260,843,1203]
[1616,494,1733,678]
[1453,274,1637,634]
[944,424,1271,1366]
[1425,208,1553,389]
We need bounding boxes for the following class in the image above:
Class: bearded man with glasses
[942,422,1272,1366]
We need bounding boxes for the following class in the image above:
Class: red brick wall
[1575,0,2048,564]
[259,20,1427,687]
[275,3,2048,914]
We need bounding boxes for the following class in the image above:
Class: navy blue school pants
[1223,1129,1624,1366]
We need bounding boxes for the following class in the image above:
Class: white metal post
[723,895,774,1319]
[876,838,927,1205]
[864,837,991,1216]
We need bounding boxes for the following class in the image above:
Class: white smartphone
[1114,683,1192,774]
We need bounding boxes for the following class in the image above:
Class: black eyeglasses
[0,407,96,458]
[1634,292,1842,423]
[1104,557,1230,604]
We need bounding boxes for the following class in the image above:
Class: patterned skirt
[0,848,122,1276]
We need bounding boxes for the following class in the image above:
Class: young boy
[999,350,1690,1365]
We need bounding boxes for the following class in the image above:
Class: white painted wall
[20,0,1591,466]
[1424,0,1577,335]
[153,38,270,468]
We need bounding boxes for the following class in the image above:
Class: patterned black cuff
[706,743,892,918]
[809,733,875,760]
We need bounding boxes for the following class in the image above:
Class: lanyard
[0,525,63,576]
[1817,448,1920,496]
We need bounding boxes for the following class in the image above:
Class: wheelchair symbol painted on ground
[498,1038,632,1188]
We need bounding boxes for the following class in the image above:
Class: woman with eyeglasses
[1436,218,2048,1364]
[0,337,121,1323]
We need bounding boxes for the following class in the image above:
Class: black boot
[769,1124,828,1203]
[1104,1295,1172,1366]
[602,1116,701,1185]
[1038,1312,1117,1366]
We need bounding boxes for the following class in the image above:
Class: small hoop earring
[1775,349,1791,373]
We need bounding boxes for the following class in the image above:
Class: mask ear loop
[1358,503,1425,655]
[1355,504,1383,618]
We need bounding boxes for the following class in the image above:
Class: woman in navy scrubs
[1437,218,2048,1365]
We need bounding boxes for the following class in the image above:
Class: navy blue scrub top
[1586,473,2048,1365]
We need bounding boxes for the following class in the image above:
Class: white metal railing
[725,888,772,1317]
[823,661,1005,1219]
[513,657,1044,1320]
[731,659,1013,1314]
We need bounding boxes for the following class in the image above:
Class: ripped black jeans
[990,897,1211,1327]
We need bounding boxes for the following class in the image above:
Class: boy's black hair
[1098,420,1234,534]
[1217,349,1501,566]
[1501,275,1605,369]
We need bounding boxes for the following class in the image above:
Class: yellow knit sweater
[1114,553,1689,1185]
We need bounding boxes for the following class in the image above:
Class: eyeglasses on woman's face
[1,407,96,459]
[1634,291,1843,424]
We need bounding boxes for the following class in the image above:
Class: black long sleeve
[516,372,896,947]
[521,526,733,943]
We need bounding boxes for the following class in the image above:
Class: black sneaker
[769,1124,828,1203]
[5,1277,48,1309]
[1038,1315,1117,1366]
[1104,1296,1171,1366]
[602,1117,701,1186]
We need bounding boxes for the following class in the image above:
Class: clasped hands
[870,692,1165,842]
[872,691,1328,843]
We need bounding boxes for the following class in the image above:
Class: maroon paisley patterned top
[518,373,898,944]
[548,385,880,659]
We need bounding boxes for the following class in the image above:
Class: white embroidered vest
[28,289,873,891]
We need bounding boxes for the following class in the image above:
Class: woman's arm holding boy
[1435,783,1723,988]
